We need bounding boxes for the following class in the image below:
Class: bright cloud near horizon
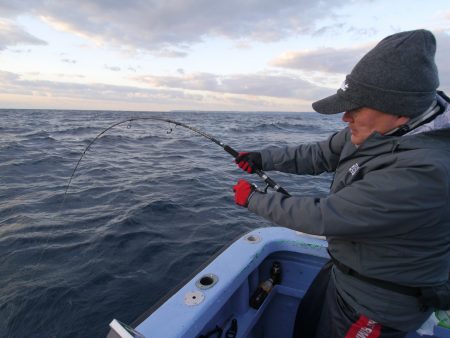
[0,0,449,112]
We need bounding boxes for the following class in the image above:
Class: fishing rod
[35,116,290,286]
[64,117,290,199]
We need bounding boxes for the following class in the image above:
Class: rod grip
[276,186,290,196]
[226,144,290,196]
[223,145,239,158]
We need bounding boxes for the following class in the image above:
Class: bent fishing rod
[65,117,290,199]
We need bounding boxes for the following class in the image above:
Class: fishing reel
[251,182,269,194]
[253,169,290,196]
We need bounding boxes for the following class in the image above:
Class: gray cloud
[270,45,371,74]
[10,48,31,53]
[0,0,345,54]
[0,70,318,110]
[435,32,450,92]
[0,70,20,83]
[136,72,330,100]
[0,20,47,50]
[57,73,85,79]
[0,70,198,103]
[104,65,121,72]
[312,23,347,37]
[61,58,76,64]
[0,2,26,16]
[0,68,329,104]
[270,31,450,94]
[154,48,189,58]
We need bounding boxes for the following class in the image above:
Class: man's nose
[342,111,353,122]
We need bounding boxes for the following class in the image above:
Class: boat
[107,227,450,338]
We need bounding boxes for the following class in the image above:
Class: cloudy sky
[0,0,449,112]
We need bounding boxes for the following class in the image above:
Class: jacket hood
[407,98,450,135]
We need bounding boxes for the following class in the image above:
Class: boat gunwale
[129,227,328,337]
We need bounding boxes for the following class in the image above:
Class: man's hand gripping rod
[222,145,290,196]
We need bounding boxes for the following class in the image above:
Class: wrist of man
[247,189,262,208]
[247,190,257,204]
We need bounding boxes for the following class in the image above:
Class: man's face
[342,107,410,145]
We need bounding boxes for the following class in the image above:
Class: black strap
[292,260,333,338]
[438,90,450,103]
[328,250,421,297]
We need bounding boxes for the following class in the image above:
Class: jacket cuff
[248,191,263,212]
[260,148,275,171]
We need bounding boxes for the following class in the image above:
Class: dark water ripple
[0,109,344,337]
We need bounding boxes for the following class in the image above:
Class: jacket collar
[341,125,450,161]
[342,101,450,159]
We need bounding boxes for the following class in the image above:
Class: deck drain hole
[245,234,261,243]
[196,274,218,289]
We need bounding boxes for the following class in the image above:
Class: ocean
[0,109,344,337]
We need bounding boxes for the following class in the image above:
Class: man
[233,29,450,337]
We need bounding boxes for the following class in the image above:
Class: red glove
[235,152,262,174]
[233,179,255,207]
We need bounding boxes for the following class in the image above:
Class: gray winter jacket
[248,103,450,331]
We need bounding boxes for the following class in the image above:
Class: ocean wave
[51,126,99,136]
[229,121,319,133]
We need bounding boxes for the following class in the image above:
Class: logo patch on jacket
[349,163,360,176]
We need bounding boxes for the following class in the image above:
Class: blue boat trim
[131,227,328,337]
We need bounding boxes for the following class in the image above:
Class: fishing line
[63,116,290,200]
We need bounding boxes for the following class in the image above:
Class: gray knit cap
[312,29,440,117]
